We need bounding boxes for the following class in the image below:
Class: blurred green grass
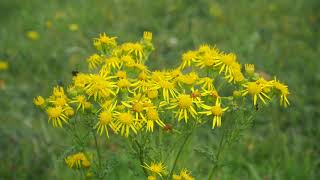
[0,0,319,179]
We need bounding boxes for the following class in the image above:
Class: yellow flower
[272,78,290,107]
[148,175,157,180]
[245,64,255,75]
[0,61,9,71]
[172,174,182,180]
[195,47,220,68]
[45,20,52,28]
[46,106,69,127]
[69,23,79,31]
[84,72,117,100]
[121,42,144,61]
[173,168,194,180]
[143,31,153,42]
[26,31,40,41]
[87,54,102,70]
[116,70,127,79]
[168,94,198,122]
[104,57,122,69]
[197,77,214,91]
[33,96,45,106]
[143,161,167,177]
[95,102,116,136]
[180,50,198,69]
[65,107,75,117]
[145,108,165,132]
[177,72,199,86]
[147,89,158,99]
[226,68,244,83]
[214,53,237,75]
[95,33,117,48]
[113,112,138,137]
[180,168,195,180]
[122,94,148,120]
[73,73,90,88]
[65,152,90,169]
[200,98,228,128]
[117,78,131,90]
[152,79,178,102]
[242,81,271,106]
[70,95,91,111]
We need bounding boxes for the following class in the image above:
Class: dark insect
[72,70,79,77]
[255,103,259,111]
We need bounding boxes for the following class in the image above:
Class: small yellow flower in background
[65,152,90,169]
[45,20,53,28]
[143,31,153,42]
[143,161,167,177]
[245,64,255,75]
[69,23,79,31]
[0,60,9,71]
[200,98,228,128]
[26,31,40,41]
[33,96,45,106]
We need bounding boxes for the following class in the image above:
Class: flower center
[47,106,63,118]
[147,109,159,121]
[211,106,223,116]
[150,164,163,174]
[178,95,193,108]
[221,53,236,65]
[132,102,144,112]
[159,80,173,89]
[247,82,262,95]
[99,111,112,125]
[118,112,134,125]
[116,71,126,78]
[117,79,130,88]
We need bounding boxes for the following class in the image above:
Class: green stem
[93,132,102,172]
[134,140,149,177]
[207,129,226,180]
[169,132,192,179]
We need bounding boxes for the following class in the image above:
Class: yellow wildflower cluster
[34,32,290,133]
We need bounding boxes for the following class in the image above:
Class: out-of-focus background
[0,0,319,179]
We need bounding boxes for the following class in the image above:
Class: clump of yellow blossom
[34,32,290,178]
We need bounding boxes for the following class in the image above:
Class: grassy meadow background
[0,0,319,179]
